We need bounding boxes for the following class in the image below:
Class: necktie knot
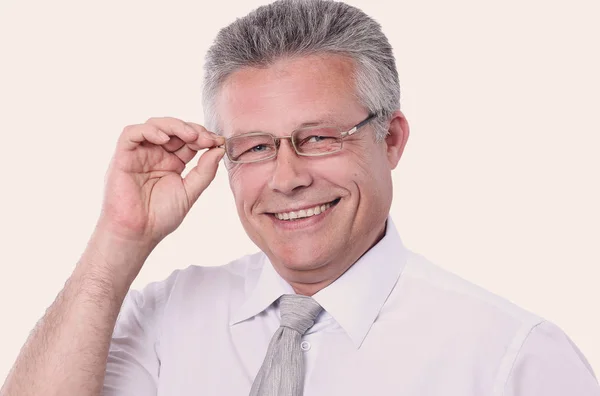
[279,294,323,335]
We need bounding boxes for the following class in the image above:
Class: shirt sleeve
[102,279,166,396]
[504,320,600,396]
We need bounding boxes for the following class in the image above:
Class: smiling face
[216,54,409,294]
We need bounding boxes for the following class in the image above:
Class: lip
[268,198,340,231]
[267,198,340,215]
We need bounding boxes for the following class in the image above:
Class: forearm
[0,230,153,396]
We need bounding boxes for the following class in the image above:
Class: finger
[120,124,171,151]
[186,122,226,151]
[162,136,186,153]
[183,147,225,206]
[173,144,198,165]
[145,116,200,144]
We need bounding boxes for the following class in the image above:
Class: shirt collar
[229,254,293,326]
[312,217,407,348]
[230,216,408,349]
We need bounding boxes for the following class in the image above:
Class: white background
[1,0,598,381]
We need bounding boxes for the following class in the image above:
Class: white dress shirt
[103,217,600,395]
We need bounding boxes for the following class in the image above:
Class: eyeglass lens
[226,127,342,163]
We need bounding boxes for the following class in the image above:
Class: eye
[307,135,327,143]
[227,134,275,161]
[300,134,336,145]
[249,144,269,152]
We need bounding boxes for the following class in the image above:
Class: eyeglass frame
[218,113,378,164]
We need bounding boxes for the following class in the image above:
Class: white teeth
[275,201,335,221]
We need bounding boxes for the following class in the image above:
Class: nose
[267,139,312,194]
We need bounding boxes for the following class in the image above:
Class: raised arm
[0,118,225,396]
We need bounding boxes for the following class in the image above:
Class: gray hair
[202,0,400,141]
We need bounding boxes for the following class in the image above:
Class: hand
[96,117,225,248]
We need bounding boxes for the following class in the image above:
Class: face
[216,54,408,293]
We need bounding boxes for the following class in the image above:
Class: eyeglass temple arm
[344,113,377,136]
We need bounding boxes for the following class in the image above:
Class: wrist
[79,224,156,289]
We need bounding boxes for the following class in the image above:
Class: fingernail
[204,132,225,144]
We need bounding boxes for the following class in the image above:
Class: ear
[384,110,410,169]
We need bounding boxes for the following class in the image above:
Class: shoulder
[398,250,544,327]
[501,320,600,394]
[118,251,265,321]
[163,250,264,294]
[137,250,264,295]
[395,251,599,394]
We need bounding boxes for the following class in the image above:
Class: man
[1,0,598,395]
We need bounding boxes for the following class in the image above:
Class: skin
[217,53,410,295]
[0,118,225,395]
[0,52,408,395]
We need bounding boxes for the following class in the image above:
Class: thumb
[182,147,225,206]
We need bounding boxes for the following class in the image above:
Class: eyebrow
[229,114,340,137]
[297,118,336,128]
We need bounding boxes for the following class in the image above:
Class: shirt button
[300,341,311,351]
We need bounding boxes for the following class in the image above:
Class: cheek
[228,167,249,203]
[335,149,390,198]
[315,157,367,196]
[228,167,265,209]
[339,151,376,181]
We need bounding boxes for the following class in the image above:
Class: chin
[271,244,332,272]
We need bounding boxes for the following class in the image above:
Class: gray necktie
[249,294,323,396]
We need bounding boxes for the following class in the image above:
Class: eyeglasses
[220,113,377,164]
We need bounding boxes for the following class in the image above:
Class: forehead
[215,54,363,137]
